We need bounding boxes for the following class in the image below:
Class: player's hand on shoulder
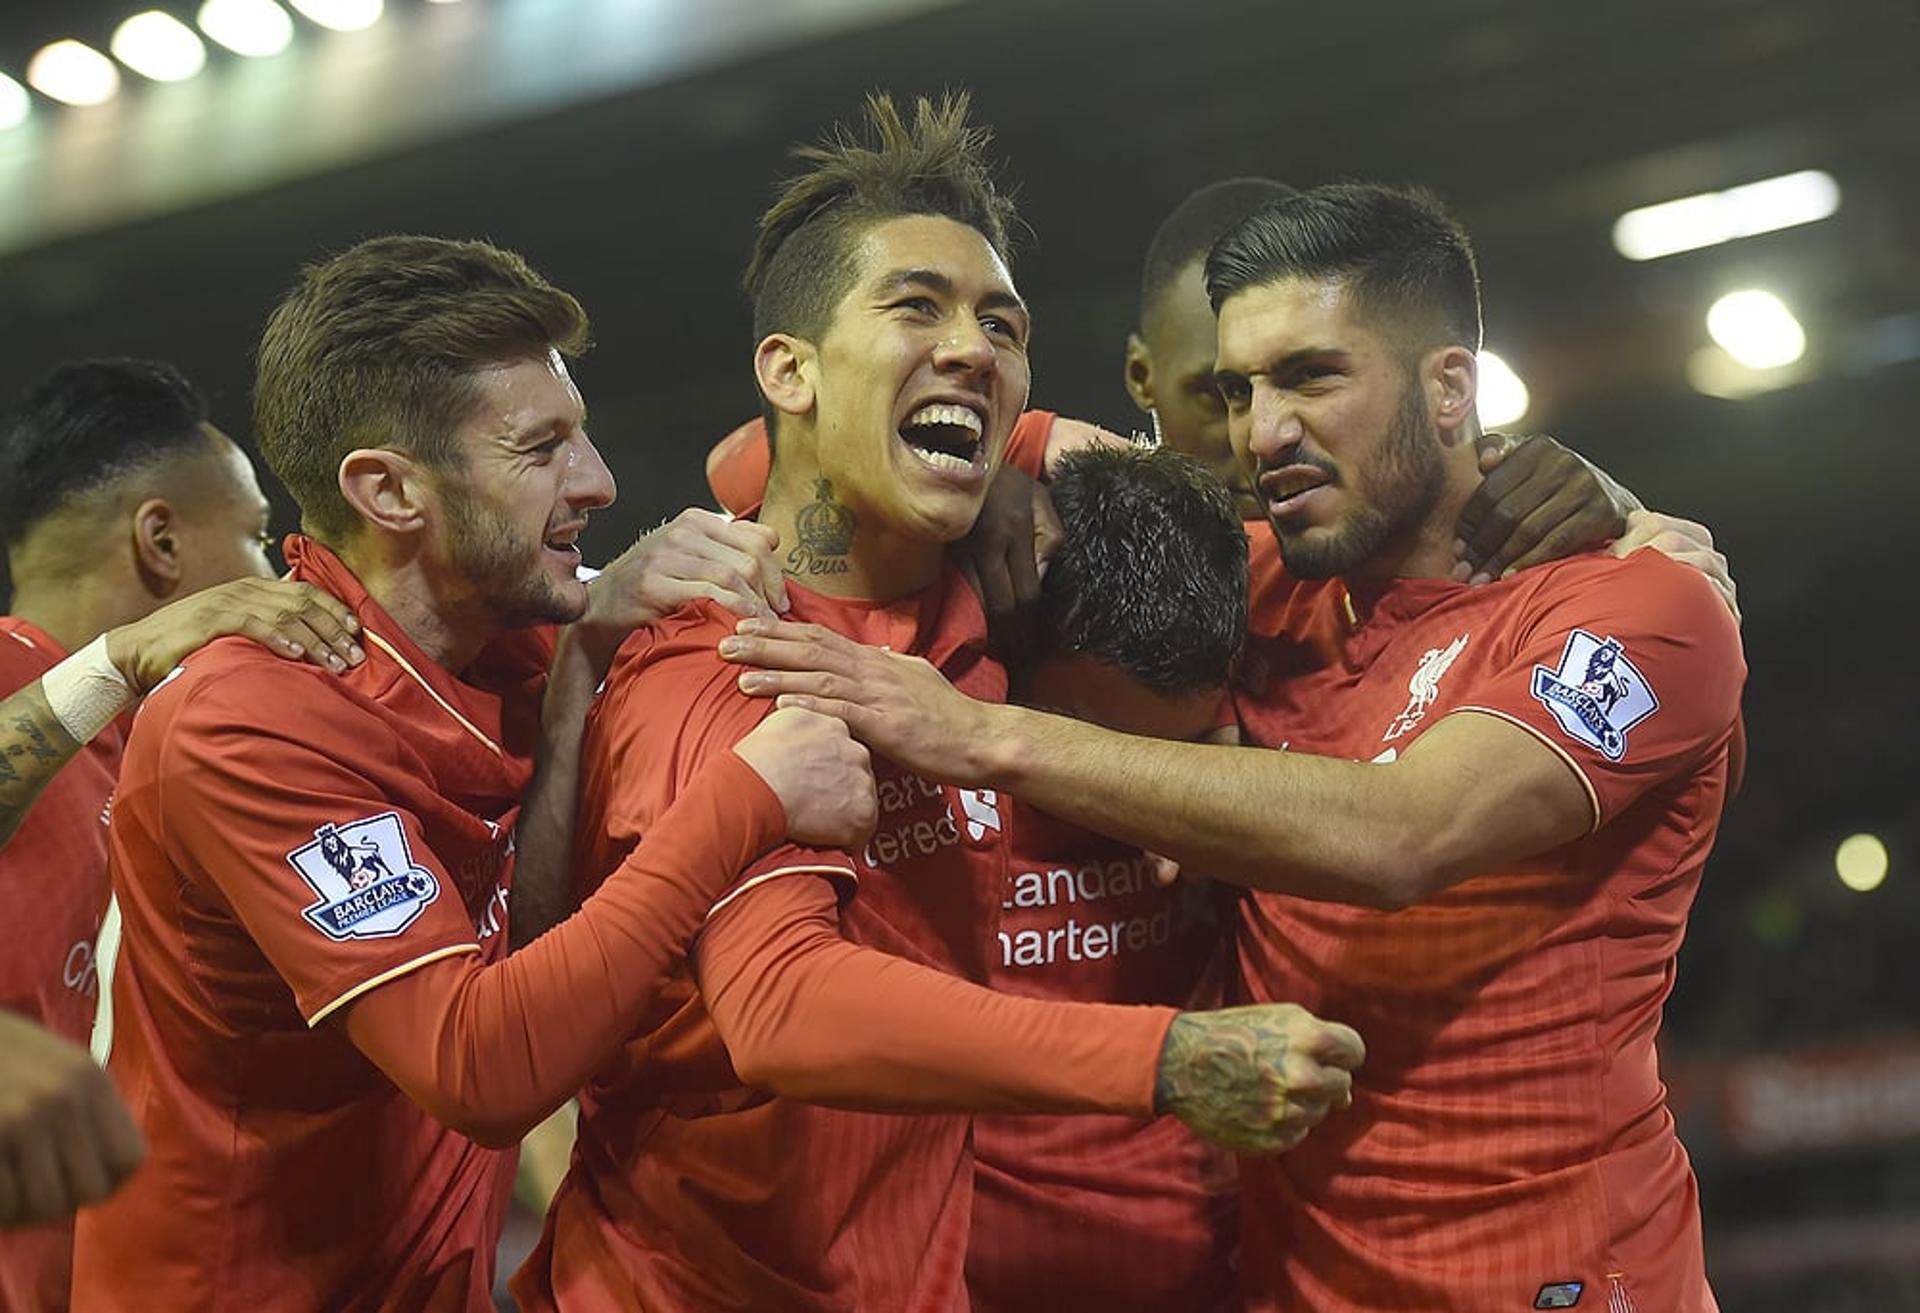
[1454,432,1636,585]
[722,619,999,786]
[956,465,1064,664]
[1155,1002,1364,1155]
[732,706,878,847]
[1611,508,1739,622]
[587,507,789,642]
[0,1010,145,1225]
[104,577,364,691]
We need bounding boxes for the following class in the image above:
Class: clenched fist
[731,706,879,848]
[1154,1002,1365,1155]
[0,1011,144,1226]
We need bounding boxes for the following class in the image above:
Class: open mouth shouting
[897,400,990,483]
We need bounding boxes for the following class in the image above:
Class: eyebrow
[874,267,1030,321]
[496,404,588,448]
[1216,345,1349,382]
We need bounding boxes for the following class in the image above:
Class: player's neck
[7,526,157,654]
[336,541,493,674]
[760,461,945,603]
[1347,444,1483,586]
[8,575,152,657]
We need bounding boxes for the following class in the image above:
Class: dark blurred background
[3,0,1916,1306]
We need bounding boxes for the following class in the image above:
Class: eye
[980,315,1022,345]
[892,296,939,317]
[1216,376,1251,409]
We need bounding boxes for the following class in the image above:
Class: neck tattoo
[788,477,855,577]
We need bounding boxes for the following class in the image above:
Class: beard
[440,481,587,628]
[1271,375,1444,580]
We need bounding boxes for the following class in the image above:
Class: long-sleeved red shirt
[74,538,783,1313]
[515,570,1174,1313]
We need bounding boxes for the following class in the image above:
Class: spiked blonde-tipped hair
[743,90,1020,346]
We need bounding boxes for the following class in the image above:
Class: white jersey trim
[1452,705,1603,832]
[363,631,502,758]
[306,942,481,1027]
[706,862,859,922]
[89,894,123,1067]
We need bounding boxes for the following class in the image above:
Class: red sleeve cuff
[706,747,789,864]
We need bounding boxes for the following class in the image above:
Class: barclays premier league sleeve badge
[1530,630,1658,761]
[287,811,441,940]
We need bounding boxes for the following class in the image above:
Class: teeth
[904,403,983,434]
[909,447,975,472]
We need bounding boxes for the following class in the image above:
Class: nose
[1246,382,1304,463]
[567,433,618,512]
[931,316,997,377]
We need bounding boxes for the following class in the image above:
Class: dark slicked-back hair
[743,91,1019,347]
[1206,183,1483,355]
[1139,177,1297,326]
[0,358,209,548]
[255,234,590,543]
[1038,446,1247,696]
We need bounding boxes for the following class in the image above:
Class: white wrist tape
[39,635,135,745]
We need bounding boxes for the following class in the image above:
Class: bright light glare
[1476,351,1530,428]
[112,11,209,82]
[26,40,121,107]
[1613,170,1840,262]
[198,0,296,56]
[1708,290,1806,369]
[1836,834,1888,893]
[0,73,29,131]
[1686,346,1803,400]
[289,0,385,32]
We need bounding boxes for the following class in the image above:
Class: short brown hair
[255,234,590,542]
[743,91,1019,347]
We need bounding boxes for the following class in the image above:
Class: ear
[1427,345,1479,445]
[754,333,816,420]
[338,448,432,536]
[1122,333,1156,414]
[130,498,184,593]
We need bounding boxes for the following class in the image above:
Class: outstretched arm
[696,873,1362,1154]
[2,579,360,850]
[731,638,1588,907]
[721,556,1740,906]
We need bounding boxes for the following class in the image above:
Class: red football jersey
[969,800,1239,1313]
[516,570,1018,1313]
[1231,549,1742,1313]
[71,539,542,1313]
[0,619,122,1313]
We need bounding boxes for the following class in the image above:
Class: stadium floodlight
[26,40,121,107]
[112,11,209,82]
[1835,834,1888,893]
[1612,170,1840,262]
[197,0,296,57]
[289,0,385,32]
[1707,289,1806,370]
[0,73,29,131]
[1475,351,1530,428]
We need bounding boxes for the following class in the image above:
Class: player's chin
[907,485,991,545]
[526,567,591,625]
